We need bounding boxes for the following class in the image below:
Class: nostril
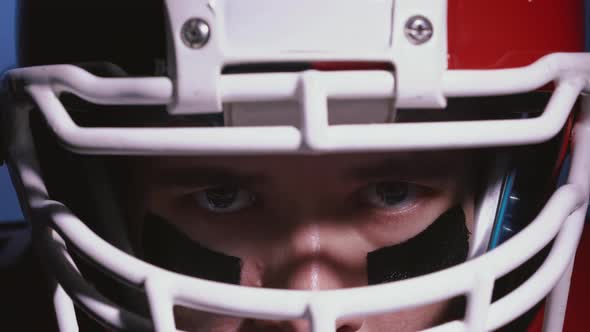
[337,320,364,332]
[337,326,358,332]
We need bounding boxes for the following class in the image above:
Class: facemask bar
[5,53,590,157]
[4,74,590,332]
[469,154,508,258]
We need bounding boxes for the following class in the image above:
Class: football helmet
[1,0,589,331]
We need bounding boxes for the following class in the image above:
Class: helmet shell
[448,0,585,69]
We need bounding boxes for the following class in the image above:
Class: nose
[245,220,366,331]
[260,223,366,290]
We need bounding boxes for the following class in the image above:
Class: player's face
[126,151,477,331]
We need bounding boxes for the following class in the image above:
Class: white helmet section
[165,0,447,114]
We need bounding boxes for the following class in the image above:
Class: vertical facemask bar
[544,261,575,332]
[308,302,336,332]
[299,72,329,150]
[52,277,79,332]
[464,273,495,331]
[48,230,81,332]
[469,154,509,257]
[145,278,176,332]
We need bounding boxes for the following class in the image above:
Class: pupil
[206,187,237,208]
[376,182,408,205]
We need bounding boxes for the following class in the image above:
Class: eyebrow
[347,154,461,181]
[149,166,267,188]
[143,152,467,188]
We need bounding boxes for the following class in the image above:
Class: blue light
[0,0,24,223]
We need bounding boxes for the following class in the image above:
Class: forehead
[129,151,473,180]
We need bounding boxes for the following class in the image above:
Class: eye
[361,181,418,211]
[193,186,256,213]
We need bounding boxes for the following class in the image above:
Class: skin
[125,151,477,331]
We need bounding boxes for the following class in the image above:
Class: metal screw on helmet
[181,18,210,49]
[404,15,433,45]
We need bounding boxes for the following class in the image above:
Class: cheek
[240,256,265,288]
[462,197,476,236]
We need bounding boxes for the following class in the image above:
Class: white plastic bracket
[391,0,448,108]
[164,0,223,114]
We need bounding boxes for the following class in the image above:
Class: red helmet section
[448,0,585,69]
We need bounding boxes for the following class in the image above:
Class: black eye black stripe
[367,206,469,285]
[143,207,468,287]
[142,214,242,284]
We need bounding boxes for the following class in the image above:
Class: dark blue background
[1,1,590,223]
[0,0,23,223]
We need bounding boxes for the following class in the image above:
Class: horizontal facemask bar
[4,53,590,155]
[56,93,547,128]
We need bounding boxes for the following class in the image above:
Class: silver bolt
[181,18,210,49]
[404,15,433,45]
